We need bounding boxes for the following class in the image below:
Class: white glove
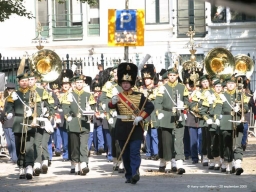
[102,104,106,110]
[108,118,114,124]
[206,119,213,125]
[112,111,117,117]
[196,91,201,99]
[99,113,105,119]
[111,95,119,105]
[112,87,119,96]
[105,81,112,89]
[58,108,63,112]
[6,113,13,120]
[67,93,73,102]
[67,116,72,122]
[25,108,32,117]
[184,114,187,120]
[42,107,47,115]
[215,119,220,126]
[177,100,184,108]
[133,116,143,125]
[158,113,164,120]
[44,119,54,134]
[233,104,240,113]
[143,131,147,137]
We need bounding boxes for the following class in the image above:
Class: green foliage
[0,0,98,22]
[0,0,34,22]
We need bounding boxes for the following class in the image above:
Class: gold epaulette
[48,92,54,104]
[183,86,189,96]
[61,92,70,104]
[244,94,249,103]
[156,86,164,96]
[89,94,96,105]
[6,95,14,103]
[191,94,199,102]
[42,89,49,100]
[202,99,209,107]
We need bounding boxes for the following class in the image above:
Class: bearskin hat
[60,69,73,84]
[92,81,102,92]
[117,63,138,86]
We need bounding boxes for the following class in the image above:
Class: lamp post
[31,22,48,50]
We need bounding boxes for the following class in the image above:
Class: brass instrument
[204,47,235,79]
[29,90,39,127]
[29,49,62,82]
[234,54,254,78]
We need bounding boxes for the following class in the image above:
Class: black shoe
[214,166,220,170]
[221,168,226,172]
[203,162,208,166]
[70,168,75,173]
[118,168,125,173]
[144,156,152,160]
[81,167,90,176]
[235,168,244,175]
[41,165,48,174]
[62,159,69,162]
[177,168,185,175]
[159,166,165,172]
[192,160,198,164]
[231,166,236,174]
[75,171,81,175]
[185,156,189,160]
[34,168,41,176]
[165,169,171,173]
[242,144,246,151]
[19,174,25,179]
[98,148,105,154]
[131,174,140,184]
[226,170,231,174]
[171,167,177,172]
[151,155,159,161]
[26,173,33,180]
[55,151,61,156]
[113,166,119,171]
[125,179,131,183]
[208,166,214,170]
[48,160,52,167]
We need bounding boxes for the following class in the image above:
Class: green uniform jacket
[62,89,96,133]
[155,81,189,129]
[199,89,214,128]
[5,88,35,133]
[216,89,249,131]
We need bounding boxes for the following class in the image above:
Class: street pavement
[0,151,256,192]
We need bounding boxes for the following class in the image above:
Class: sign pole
[124,0,129,61]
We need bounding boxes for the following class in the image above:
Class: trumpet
[29,90,39,127]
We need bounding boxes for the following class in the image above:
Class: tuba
[204,47,235,79]
[234,54,254,79]
[29,49,62,82]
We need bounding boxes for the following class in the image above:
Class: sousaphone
[29,49,62,82]
[234,54,254,79]
[204,47,235,79]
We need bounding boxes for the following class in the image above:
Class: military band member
[108,63,154,184]
[62,75,96,176]
[155,67,189,174]
[215,76,249,175]
[99,66,125,172]
[141,64,159,160]
[5,73,35,179]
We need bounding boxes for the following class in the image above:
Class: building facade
[0,0,255,88]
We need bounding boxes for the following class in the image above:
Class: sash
[118,92,140,117]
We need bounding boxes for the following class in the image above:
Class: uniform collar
[29,85,37,91]
[226,89,236,95]
[167,80,178,87]
[123,89,133,95]
[19,87,29,93]
[73,88,84,95]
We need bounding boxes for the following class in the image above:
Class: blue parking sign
[115,10,136,32]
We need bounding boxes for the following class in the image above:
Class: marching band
[1,47,255,184]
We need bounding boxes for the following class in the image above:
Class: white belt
[116,115,135,120]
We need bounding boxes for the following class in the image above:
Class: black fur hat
[141,64,155,79]
[60,69,73,84]
[117,63,138,86]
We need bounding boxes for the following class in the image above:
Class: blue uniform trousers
[59,127,69,159]
[183,126,191,158]
[54,127,62,153]
[88,132,94,151]
[48,133,53,160]
[3,128,17,162]
[119,140,141,180]
[145,127,158,157]
[189,127,202,162]
[103,129,112,154]
[242,122,248,145]
[93,125,104,151]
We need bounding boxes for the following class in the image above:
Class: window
[88,0,100,36]
[52,0,83,40]
[145,0,169,24]
[38,0,49,37]
[230,10,256,22]
[177,0,206,37]
[211,5,226,23]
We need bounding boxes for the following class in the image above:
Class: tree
[0,0,98,22]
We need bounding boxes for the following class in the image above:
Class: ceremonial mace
[111,89,152,176]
